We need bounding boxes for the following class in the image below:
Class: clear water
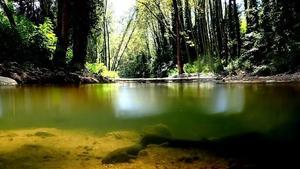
[0,83,299,140]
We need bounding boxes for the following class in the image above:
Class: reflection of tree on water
[213,85,245,114]
[0,96,3,118]
[114,86,161,118]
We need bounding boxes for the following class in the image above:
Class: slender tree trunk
[244,0,259,33]
[111,10,136,70]
[39,0,52,23]
[106,19,111,70]
[0,0,16,28]
[233,0,241,57]
[103,0,107,67]
[223,0,229,64]
[115,23,137,70]
[184,0,196,62]
[71,0,90,69]
[227,0,241,59]
[173,0,184,75]
[53,0,71,67]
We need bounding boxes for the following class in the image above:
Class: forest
[0,0,299,82]
[0,1,300,169]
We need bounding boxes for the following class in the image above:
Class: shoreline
[113,72,300,84]
[1,62,300,86]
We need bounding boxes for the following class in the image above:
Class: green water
[0,83,299,139]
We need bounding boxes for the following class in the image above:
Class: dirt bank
[0,62,111,85]
[222,72,300,83]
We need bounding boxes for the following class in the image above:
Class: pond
[0,83,299,140]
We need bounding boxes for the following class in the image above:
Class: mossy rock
[140,134,172,147]
[102,144,144,164]
[142,124,172,138]
[34,131,55,138]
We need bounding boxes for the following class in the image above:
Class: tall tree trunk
[184,0,197,61]
[53,0,71,67]
[244,0,259,33]
[233,0,241,57]
[173,0,184,75]
[114,24,137,70]
[71,0,90,70]
[39,0,52,23]
[106,19,111,70]
[0,0,16,28]
[111,10,136,70]
[227,0,241,59]
[103,0,107,67]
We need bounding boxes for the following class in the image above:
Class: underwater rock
[140,124,174,147]
[178,155,200,163]
[140,134,172,147]
[34,131,55,138]
[142,124,172,138]
[102,144,144,164]
[138,150,149,157]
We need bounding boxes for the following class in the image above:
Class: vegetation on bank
[0,0,299,81]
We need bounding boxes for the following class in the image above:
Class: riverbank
[116,72,300,83]
[0,62,111,85]
[0,128,229,169]
[1,62,300,85]
[222,72,300,83]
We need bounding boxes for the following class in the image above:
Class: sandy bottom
[0,128,228,169]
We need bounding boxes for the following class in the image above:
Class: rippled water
[0,83,299,139]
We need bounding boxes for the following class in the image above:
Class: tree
[172,0,184,75]
[70,0,91,69]
[53,0,100,69]
[0,0,16,28]
[244,0,259,33]
[53,0,71,67]
[13,0,56,24]
[227,0,241,59]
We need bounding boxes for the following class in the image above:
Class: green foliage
[0,15,56,65]
[184,62,198,74]
[167,67,178,77]
[240,17,247,34]
[86,62,107,74]
[119,53,151,78]
[212,58,224,73]
[86,62,119,78]
[38,18,57,53]
[224,59,240,75]
[66,47,74,63]
[252,65,273,76]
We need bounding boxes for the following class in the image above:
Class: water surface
[1,83,299,140]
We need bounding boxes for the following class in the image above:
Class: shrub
[0,15,56,66]
[86,62,119,79]
[184,62,198,74]
[119,53,150,78]
[167,67,178,77]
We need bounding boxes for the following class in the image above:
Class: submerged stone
[34,131,55,138]
[142,124,172,138]
[140,134,171,147]
[102,144,144,164]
